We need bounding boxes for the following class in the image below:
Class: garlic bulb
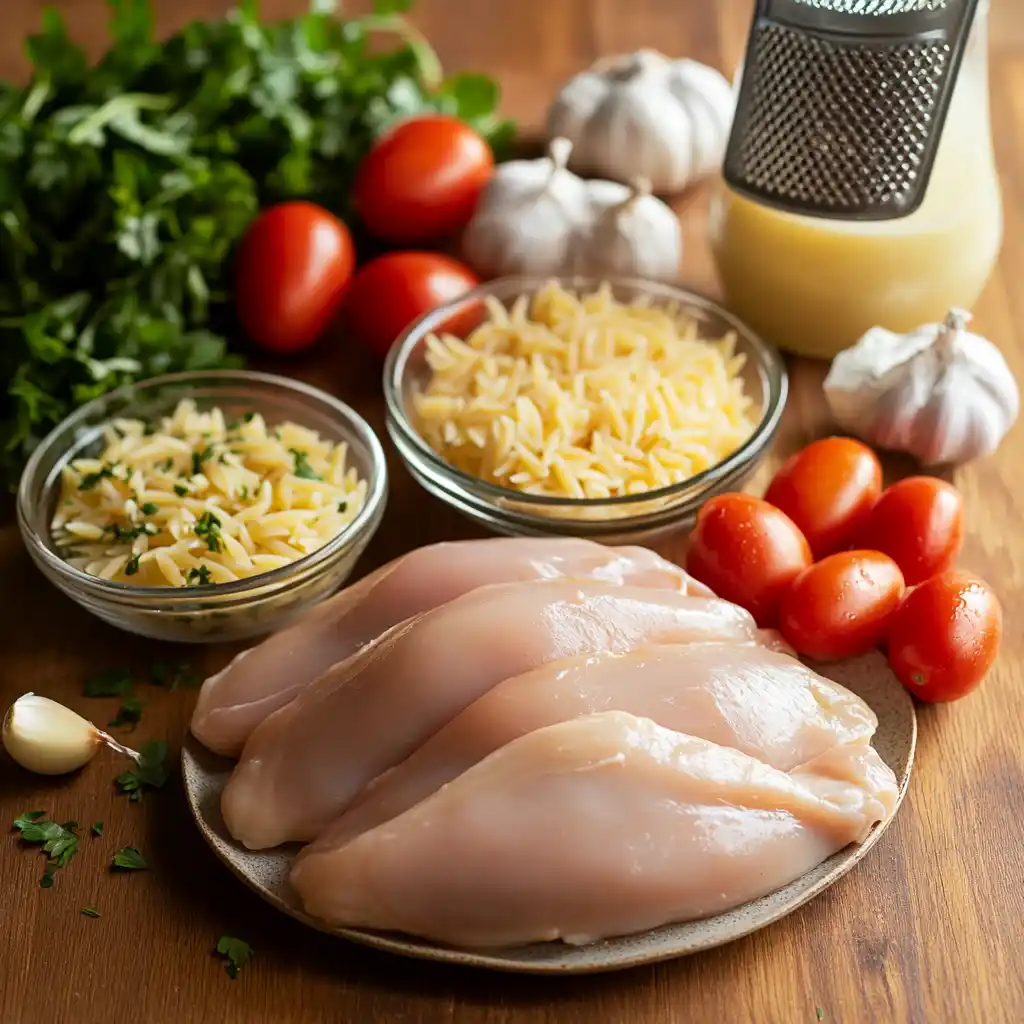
[572,177,682,280]
[824,309,1020,466]
[547,50,736,194]
[462,138,681,281]
[462,137,592,279]
[3,693,140,775]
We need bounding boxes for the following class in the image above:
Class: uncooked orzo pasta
[411,281,757,499]
[51,400,367,587]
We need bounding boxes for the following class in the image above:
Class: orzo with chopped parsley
[51,400,367,587]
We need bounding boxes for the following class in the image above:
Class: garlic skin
[548,50,735,194]
[3,693,103,775]
[824,309,1020,466]
[462,138,682,281]
[572,177,682,280]
[462,137,592,279]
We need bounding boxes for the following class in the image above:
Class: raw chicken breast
[221,581,760,849]
[290,711,898,948]
[192,537,708,756]
[325,642,878,846]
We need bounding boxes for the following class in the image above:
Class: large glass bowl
[17,371,388,643]
[384,276,787,544]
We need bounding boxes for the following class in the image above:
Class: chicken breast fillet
[324,642,879,847]
[221,581,761,849]
[192,538,709,756]
[290,711,898,948]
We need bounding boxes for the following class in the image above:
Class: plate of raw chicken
[183,538,916,974]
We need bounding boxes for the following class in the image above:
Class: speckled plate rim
[182,650,916,975]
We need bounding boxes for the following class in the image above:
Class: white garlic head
[461,137,592,279]
[547,50,736,194]
[824,309,1020,466]
[461,138,683,283]
[572,177,683,281]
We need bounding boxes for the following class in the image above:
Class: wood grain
[1,2,1023,1022]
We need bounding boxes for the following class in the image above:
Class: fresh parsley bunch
[0,0,512,487]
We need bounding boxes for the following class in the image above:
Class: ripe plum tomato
[235,202,355,354]
[857,476,964,585]
[887,572,1001,703]
[353,115,494,245]
[779,550,905,661]
[343,252,480,360]
[686,493,812,628]
[764,437,882,558]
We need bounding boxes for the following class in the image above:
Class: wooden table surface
[2,2,1024,1022]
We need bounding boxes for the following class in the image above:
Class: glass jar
[709,0,1002,360]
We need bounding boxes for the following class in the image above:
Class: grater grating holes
[790,0,948,13]
[730,25,950,212]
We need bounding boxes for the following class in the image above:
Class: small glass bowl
[384,276,787,544]
[17,371,388,644]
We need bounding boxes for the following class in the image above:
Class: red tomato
[779,551,905,661]
[887,572,1002,703]
[235,202,355,354]
[353,116,494,245]
[857,476,965,585]
[764,437,883,558]
[343,252,480,359]
[686,493,813,628]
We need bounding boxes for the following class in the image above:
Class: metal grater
[722,0,981,220]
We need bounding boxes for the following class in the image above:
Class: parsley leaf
[140,502,158,515]
[289,449,323,481]
[193,510,222,552]
[112,846,147,871]
[108,692,144,729]
[79,465,117,491]
[186,565,213,586]
[91,821,104,836]
[12,812,80,887]
[151,660,200,688]
[115,740,168,801]
[173,483,190,497]
[84,667,133,698]
[81,906,101,918]
[216,936,254,979]
[337,500,348,514]
[191,446,213,476]
[124,551,141,576]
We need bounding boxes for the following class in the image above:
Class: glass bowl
[17,371,388,643]
[384,276,787,544]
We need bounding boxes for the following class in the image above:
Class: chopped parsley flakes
[12,811,80,888]
[186,565,213,586]
[216,936,254,979]
[112,846,148,871]
[193,510,223,552]
[191,446,213,476]
[115,740,168,802]
[290,448,322,481]
[79,464,117,490]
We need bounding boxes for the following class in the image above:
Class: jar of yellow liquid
[710,0,1002,360]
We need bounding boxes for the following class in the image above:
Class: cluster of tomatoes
[234,115,490,359]
[686,437,1002,704]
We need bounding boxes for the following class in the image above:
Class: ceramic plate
[182,649,916,975]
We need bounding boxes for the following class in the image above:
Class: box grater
[722,0,982,221]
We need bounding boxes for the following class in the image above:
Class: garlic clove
[4,693,103,775]
[2,693,142,776]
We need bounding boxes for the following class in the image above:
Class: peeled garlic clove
[3,693,105,775]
